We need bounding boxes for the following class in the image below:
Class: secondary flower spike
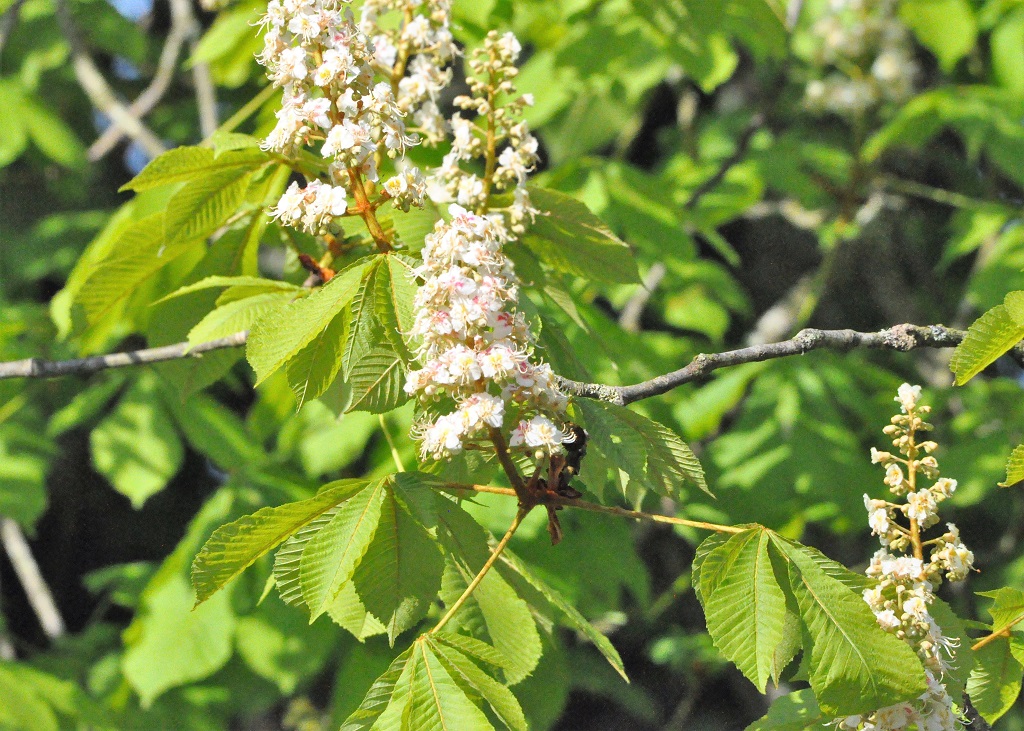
[834,384,972,731]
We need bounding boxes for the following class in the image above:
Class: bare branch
[618,262,666,333]
[0,331,247,380]
[1,325,1019,412]
[557,324,1023,406]
[55,0,167,159]
[0,519,65,639]
[172,0,219,137]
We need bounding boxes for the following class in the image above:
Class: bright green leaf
[950,302,1024,384]
[523,187,640,284]
[191,479,369,605]
[1000,443,1024,486]
[300,479,386,621]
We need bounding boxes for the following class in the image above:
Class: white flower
[896,383,921,413]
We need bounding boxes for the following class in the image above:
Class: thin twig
[438,483,743,534]
[685,113,764,210]
[2,324,1018,410]
[618,262,666,333]
[547,496,745,534]
[0,331,247,380]
[87,2,192,160]
[556,324,1019,406]
[55,0,166,158]
[0,519,65,639]
[380,414,405,472]
[430,507,528,635]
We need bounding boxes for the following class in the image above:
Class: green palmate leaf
[75,213,197,325]
[617,407,710,497]
[274,504,344,608]
[575,399,647,477]
[328,580,388,640]
[772,536,928,716]
[966,635,1024,723]
[163,167,254,245]
[428,637,528,731]
[691,531,733,609]
[247,258,370,384]
[191,479,369,605]
[155,274,299,303]
[188,290,297,346]
[950,294,1024,384]
[979,587,1024,635]
[900,0,977,71]
[375,254,418,362]
[346,346,408,414]
[345,258,387,370]
[702,528,791,691]
[300,479,387,621]
[436,504,543,685]
[120,146,269,192]
[90,376,184,508]
[0,663,60,731]
[578,400,708,498]
[287,308,349,408]
[406,639,495,731]
[340,646,415,731]
[1001,443,1024,486]
[745,689,823,731]
[498,549,627,682]
[522,186,640,284]
[351,484,444,644]
[929,597,974,697]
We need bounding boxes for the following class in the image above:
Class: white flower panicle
[403,32,570,463]
[804,0,918,117]
[405,203,569,462]
[258,0,455,234]
[835,385,972,731]
[430,30,540,235]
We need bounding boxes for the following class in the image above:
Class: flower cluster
[834,384,971,731]
[399,29,567,464]
[804,0,918,116]
[404,204,569,462]
[259,0,455,233]
[430,30,540,234]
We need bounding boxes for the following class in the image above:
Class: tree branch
[557,324,1023,406]
[55,0,167,159]
[2,324,1019,411]
[0,519,65,640]
[87,0,195,161]
[0,331,247,380]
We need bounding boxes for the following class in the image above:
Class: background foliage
[4,0,1024,728]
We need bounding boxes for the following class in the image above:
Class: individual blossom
[833,385,970,731]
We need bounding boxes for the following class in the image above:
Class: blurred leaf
[523,187,640,284]
[192,479,369,605]
[950,294,1024,384]
[90,375,184,508]
[745,689,823,731]
[1000,443,1024,486]
[901,0,978,71]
